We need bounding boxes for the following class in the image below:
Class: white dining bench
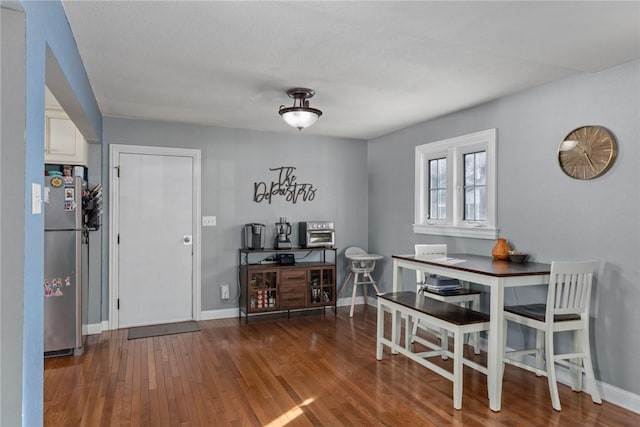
[376,291,490,409]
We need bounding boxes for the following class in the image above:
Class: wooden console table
[238,247,337,319]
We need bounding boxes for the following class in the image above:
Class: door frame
[108,144,202,330]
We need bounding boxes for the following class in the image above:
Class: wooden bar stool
[503,260,602,411]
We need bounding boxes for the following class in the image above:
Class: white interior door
[116,151,195,327]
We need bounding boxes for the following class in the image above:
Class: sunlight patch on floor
[264,398,315,427]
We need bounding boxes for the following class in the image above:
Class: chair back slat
[414,244,447,284]
[547,261,595,318]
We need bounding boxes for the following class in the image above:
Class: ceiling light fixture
[278,88,323,131]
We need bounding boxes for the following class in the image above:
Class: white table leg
[487,279,505,411]
[391,307,401,355]
[453,327,464,410]
[392,259,401,292]
[376,300,384,360]
[405,314,412,351]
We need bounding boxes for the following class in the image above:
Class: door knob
[183,235,192,245]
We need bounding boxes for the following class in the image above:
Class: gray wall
[1,6,25,425]
[367,60,640,395]
[99,118,369,319]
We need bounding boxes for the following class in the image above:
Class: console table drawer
[280,293,306,308]
[280,280,305,308]
[280,268,307,284]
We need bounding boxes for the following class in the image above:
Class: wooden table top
[392,253,550,277]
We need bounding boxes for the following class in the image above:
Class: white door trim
[108,144,202,330]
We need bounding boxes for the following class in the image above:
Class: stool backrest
[547,260,596,320]
[414,244,447,284]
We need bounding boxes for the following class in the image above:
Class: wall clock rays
[558,125,617,180]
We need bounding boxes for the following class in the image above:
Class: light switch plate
[202,216,216,226]
[32,183,42,214]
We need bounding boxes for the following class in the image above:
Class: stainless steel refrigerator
[44,175,85,356]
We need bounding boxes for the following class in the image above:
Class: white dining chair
[337,246,382,318]
[503,260,602,411]
[412,244,482,356]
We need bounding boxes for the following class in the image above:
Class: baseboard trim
[200,308,241,320]
[337,295,368,307]
[599,381,640,414]
[84,321,109,335]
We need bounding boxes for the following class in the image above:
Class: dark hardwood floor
[44,305,638,426]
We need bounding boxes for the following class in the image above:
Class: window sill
[412,223,499,240]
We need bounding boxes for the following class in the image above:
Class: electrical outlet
[202,216,216,226]
[221,284,230,300]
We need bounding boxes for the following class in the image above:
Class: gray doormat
[127,320,200,340]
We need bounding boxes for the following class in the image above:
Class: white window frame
[414,129,498,239]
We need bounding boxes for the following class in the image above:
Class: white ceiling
[62,1,640,140]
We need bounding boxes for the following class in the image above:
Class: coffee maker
[244,223,266,249]
[274,217,292,249]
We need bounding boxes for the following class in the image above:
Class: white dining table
[391,253,551,412]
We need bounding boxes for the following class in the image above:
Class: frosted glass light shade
[280,108,321,130]
[278,88,323,131]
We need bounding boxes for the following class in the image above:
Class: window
[464,151,486,221]
[414,129,497,239]
[428,158,446,220]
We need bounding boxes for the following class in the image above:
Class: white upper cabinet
[44,108,87,165]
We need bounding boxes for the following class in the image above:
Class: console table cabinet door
[246,269,278,312]
[308,266,336,306]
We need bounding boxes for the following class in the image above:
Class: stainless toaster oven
[299,221,335,248]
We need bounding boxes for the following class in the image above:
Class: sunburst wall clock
[558,125,617,180]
